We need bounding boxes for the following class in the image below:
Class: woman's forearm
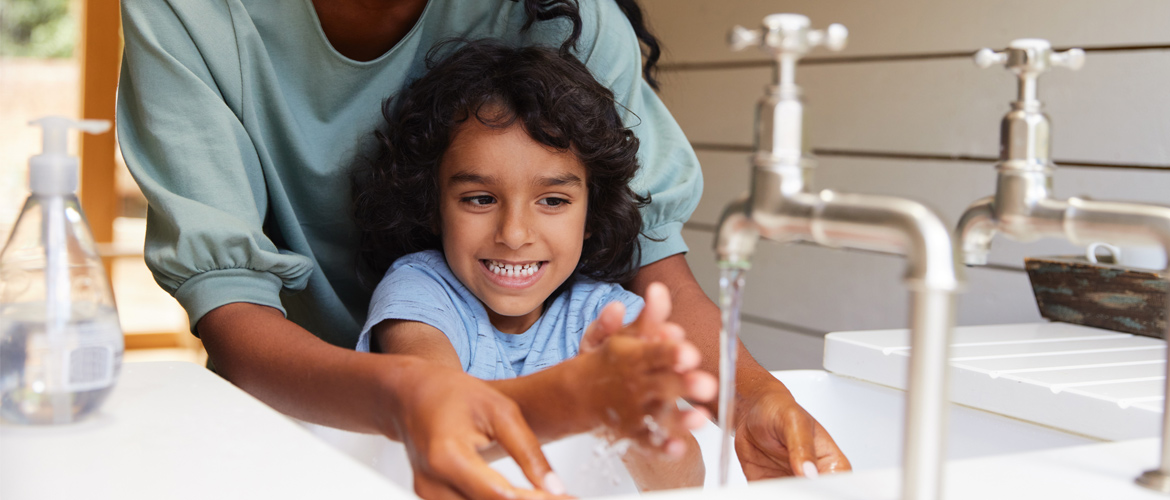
[197,302,410,439]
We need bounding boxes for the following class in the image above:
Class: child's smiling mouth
[480,259,547,287]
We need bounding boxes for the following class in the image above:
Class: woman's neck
[311,0,428,62]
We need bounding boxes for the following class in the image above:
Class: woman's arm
[374,309,715,450]
[198,303,566,499]
[373,319,464,371]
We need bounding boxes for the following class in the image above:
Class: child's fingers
[682,408,710,430]
[638,339,700,373]
[683,370,718,403]
[674,342,701,372]
[658,322,685,342]
[630,282,672,340]
[580,301,626,352]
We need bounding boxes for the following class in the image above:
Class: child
[350,39,713,491]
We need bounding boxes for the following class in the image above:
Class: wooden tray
[1024,256,1168,338]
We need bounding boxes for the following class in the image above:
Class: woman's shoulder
[122,0,233,31]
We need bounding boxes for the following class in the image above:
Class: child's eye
[461,195,496,206]
[539,197,570,207]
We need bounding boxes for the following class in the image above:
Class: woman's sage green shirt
[117,0,702,347]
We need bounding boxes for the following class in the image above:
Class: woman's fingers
[432,438,564,500]
[780,413,818,478]
[414,471,470,500]
[490,403,566,495]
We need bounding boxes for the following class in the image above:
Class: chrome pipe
[903,289,957,500]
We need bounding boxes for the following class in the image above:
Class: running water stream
[717,265,747,486]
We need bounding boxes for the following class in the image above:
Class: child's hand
[575,335,713,455]
[574,283,716,456]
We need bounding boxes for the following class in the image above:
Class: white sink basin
[303,369,1094,497]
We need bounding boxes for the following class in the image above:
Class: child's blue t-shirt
[356,250,644,380]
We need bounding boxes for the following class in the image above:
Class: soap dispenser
[0,116,124,425]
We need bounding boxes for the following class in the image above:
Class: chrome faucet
[955,38,1170,493]
[715,14,963,500]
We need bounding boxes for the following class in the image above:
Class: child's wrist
[561,350,608,430]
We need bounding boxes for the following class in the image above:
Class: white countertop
[0,361,408,500]
[4,349,1167,500]
[823,322,1166,440]
[626,438,1167,500]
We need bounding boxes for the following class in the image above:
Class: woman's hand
[626,255,852,480]
[732,381,851,479]
[387,358,570,500]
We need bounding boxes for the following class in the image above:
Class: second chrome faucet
[955,38,1170,494]
[714,14,963,500]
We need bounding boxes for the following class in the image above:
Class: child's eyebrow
[447,172,497,186]
[536,173,583,188]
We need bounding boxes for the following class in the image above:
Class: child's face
[438,117,589,334]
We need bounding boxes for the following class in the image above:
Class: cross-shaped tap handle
[728,14,847,58]
[974,39,1085,74]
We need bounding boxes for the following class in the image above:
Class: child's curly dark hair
[351,39,651,285]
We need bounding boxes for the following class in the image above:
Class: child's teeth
[487,260,539,276]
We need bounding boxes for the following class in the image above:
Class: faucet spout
[742,187,963,500]
[800,190,963,500]
[956,196,997,266]
[715,194,760,269]
[808,190,962,292]
[717,14,964,499]
[970,39,1170,493]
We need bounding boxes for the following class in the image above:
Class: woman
[116,1,849,498]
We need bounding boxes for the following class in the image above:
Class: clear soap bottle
[0,116,124,424]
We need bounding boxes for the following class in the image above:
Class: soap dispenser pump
[0,116,125,425]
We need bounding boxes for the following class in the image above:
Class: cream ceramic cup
[1086,242,1167,270]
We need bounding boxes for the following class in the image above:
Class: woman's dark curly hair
[351,39,651,285]
[514,0,662,90]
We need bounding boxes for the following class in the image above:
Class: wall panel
[659,2,1168,368]
[660,52,1170,166]
[642,0,1170,64]
[691,151,1170,267]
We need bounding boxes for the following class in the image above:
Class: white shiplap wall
[640,1,1170,370]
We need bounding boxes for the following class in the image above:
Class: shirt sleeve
[355,258,473,371]
[117,0,313,330]
[568,281,645,350]
[572,1,704,267]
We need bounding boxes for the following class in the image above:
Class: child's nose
[496,206,533,249]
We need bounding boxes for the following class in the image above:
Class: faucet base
[1136,469,1170,493]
